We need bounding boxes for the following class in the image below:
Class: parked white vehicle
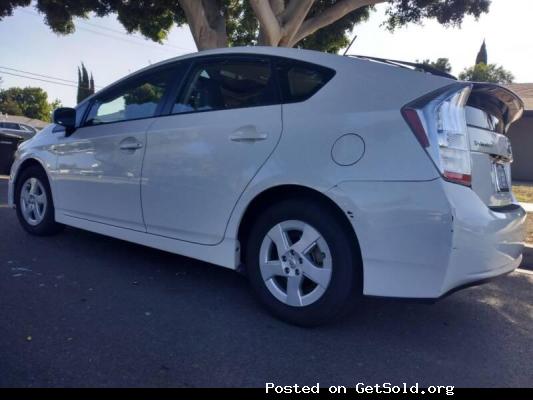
[7,47,526,325]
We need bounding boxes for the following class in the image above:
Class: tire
[245,198,362,326]
[15,165,64,236]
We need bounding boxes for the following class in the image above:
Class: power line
[75,26,182,54]
[0,70,79,88]
[1,65,87,86]
[0,66,103,89]
[77,19,194,52]
[20,8,195,53]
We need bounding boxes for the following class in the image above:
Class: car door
[142,56,283,244]
[53,66,176,231]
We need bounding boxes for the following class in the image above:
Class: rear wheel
[245,199,361,326]
[15,166,64,236]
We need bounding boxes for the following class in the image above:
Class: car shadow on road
[2,216,532,387]
[56,227,533,383]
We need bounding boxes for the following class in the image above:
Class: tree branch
[202,0,227,48]
[290,0,385,47]
[179,0,226,50]
[279,0,315,46]
[250,0,282,46]
[269,0,285,17]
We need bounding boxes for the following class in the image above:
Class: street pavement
[0,176,532,388]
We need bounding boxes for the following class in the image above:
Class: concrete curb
[521,202,533,213]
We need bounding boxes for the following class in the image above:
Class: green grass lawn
[513,184,533,203]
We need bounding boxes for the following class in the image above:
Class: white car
[7,47,526,325]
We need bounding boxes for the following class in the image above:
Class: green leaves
[77,63,94,104]
[1,0,492,52]
[0,0,30,19]
[459,63,514,84]
[385,0,491,30]
[460,40,514,84]
[0,87,55,121]
[418,58,453,73]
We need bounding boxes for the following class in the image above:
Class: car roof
[79,47,343,104]
[78,46,454,107]
[146,46,341,72]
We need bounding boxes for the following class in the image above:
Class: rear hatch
[466,84,523,208]
[351,55,525,208]
[402,81,524,210]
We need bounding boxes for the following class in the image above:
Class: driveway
[0,176,532,388]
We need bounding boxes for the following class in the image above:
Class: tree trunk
[181,0,385,50]
[179,0,227,51]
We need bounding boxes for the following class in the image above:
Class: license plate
[495,164,509,192]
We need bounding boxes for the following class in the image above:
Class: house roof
[505,83,533,111]
[0,114,49,129]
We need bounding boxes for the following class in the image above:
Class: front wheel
[15,166,64,236]
[245,199,362,326]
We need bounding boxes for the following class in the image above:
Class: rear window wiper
[346,54,457,80]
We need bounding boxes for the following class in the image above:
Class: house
[506,83,533,182]
[0,114,49,130]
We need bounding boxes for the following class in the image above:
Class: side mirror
[53,107,76,136]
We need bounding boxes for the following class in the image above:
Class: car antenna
[343,34,358,56]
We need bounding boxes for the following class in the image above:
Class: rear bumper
[327,179,526,298]
[439,182,525,294]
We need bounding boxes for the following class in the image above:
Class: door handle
[119,138,144,151]
[229,125,268,142]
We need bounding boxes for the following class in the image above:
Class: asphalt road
[1,176,532,388]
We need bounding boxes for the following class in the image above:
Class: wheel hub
[282,250,301,273]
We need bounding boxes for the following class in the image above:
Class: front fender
[8,125,60,208]
[8,155,53,208]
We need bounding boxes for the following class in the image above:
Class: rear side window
[173,58,277,114]
[84,70,172,126]
[275,59,335,103]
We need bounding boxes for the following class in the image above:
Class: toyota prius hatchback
[8,47,526,326]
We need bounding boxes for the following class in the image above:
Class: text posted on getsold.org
[265,382,455,396]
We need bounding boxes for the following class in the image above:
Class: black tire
[245,198,362,326]
[15,165,64,236]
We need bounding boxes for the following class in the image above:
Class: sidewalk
[521,202,533,213]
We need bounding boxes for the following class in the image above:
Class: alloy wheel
[20,177,47,226]
[259,220,332,307]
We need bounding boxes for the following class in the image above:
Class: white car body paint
[8,46,526,299]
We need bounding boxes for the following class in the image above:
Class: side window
[173,59,277,114]
[84,70,171,126]
[276,59,335,103]
[4,122,20,130]
[19,124,35,133]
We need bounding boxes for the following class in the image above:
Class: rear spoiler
[468,83,524,130]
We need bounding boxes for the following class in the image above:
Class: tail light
[402,85,473,186]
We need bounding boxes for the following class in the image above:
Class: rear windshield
[466,106,504,133]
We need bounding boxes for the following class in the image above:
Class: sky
[0,0,532,107]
